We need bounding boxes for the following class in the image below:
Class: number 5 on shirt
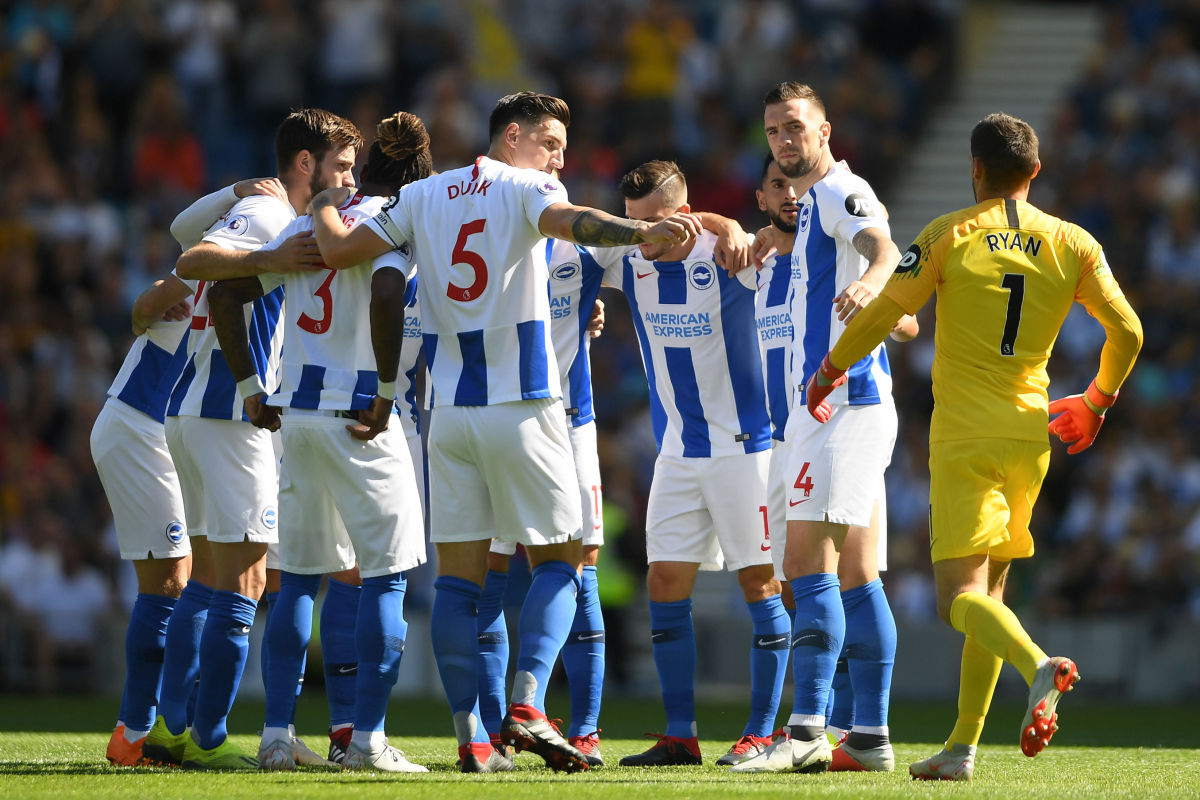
[447,219,488,302]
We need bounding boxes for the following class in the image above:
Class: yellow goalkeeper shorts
[928,438,1050,563]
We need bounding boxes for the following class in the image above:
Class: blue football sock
[432,576,489,746]
[321,578,361,728]
[511,560,580,711]
[745,594,789,738]
[650,598,696,739]
[263,573,319,730]
[789,573,843,719]
[562,565,604,737]
[118,593,176,733]
[192,591,257,750]
[828,655,853,730]
[476,569,509,737]
[158,580,212,734]
[841,578,896,729]
[355,574,407,734]
[785,605,797,628]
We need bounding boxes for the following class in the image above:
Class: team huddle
[90,83,1143,781]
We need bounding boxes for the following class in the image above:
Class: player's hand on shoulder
[265,230,324,274]
[234,177,288,204]
[346,395,391,441]
[643,212,703,246]
[706,216,752,276]
[245,395,281,432]
[160,299,192,325]
[587,299,606,339]
[751,225,776,268]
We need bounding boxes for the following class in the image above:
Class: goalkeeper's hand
[1047,379,1117,454]
[805,354,848,423]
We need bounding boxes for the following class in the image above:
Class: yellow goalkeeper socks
[949,591,1047,686]
[946,634,1002,748]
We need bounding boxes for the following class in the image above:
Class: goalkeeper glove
[804,354,848,423]
[1047,379,1117,454]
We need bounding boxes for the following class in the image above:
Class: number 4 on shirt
[447,219,488,302]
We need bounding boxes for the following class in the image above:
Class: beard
[777,153,820,179]
[767,209,797,234]
[309,168,328,198]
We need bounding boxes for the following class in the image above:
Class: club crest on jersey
[537,180,561,195]
[798,203,812,233]
[164,521,185,544]
[225,214,249,235]
[261,507,277,529]
[687,261,716,290]
[844,193,878,218]
[552,261,580,281]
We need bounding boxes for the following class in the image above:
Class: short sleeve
[363,190,413,249]
[372,241,415,275]
[830,181,890,244]
[520,173,568,232]
[202,196,294,251]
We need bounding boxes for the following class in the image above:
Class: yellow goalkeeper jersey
[881,197,1127,444]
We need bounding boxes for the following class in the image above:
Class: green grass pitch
[2,695,1197,799]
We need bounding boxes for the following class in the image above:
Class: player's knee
[735,565,779,601]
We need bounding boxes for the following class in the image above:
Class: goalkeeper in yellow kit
[804,113,1143,781]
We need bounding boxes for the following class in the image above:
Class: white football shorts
[489,417,603,557]
[90,398,190,561]
[645,449,772,572]
[276,410,426,578]
[165,415,279,545]
[782,400,896,529]
[430,398,582,547]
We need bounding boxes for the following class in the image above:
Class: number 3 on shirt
[447,219,488,302]
[297,269,335,334]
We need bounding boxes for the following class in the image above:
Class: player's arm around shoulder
[208,277,278,431]
[131,274,193,336]
[177,195,315,280]
[539,202,703,249]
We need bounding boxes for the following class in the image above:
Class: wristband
[377,380,397,401]
[1084,379,1117,415]
[237,375,266,400]
[816,354,845,385]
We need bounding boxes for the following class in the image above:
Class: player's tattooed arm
[209,277,279,431]
[540,203,704,249]
[834,227,903,323]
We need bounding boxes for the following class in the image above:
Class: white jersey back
[607,231,771,459]
[107,318,191,424]
[756,251,794,441]
[167,195,292,420]
[260,193,414,412]
[790,162,893,407]
[364,155,566,407]
[547,239,614,427]
[396,265,424,436]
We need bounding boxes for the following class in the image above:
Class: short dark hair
[487,92,571,142]
[760,151,777,184]
[970,113,1039,190]
[619,160,686,207]
[275,108,363,174]
[361,111,433,193]
[763,81,825,115]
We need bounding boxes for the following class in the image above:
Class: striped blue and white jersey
[106,317,190,424]
[607,231,771,459]
[756,252,794,441]
[396,265,424,436]
[790,162,892,407]
[365,156,565,407]
[167,195,291,421]
[547,239,612,428]
[259,192,414,413]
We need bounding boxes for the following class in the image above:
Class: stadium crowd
[0,0,1195,694]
